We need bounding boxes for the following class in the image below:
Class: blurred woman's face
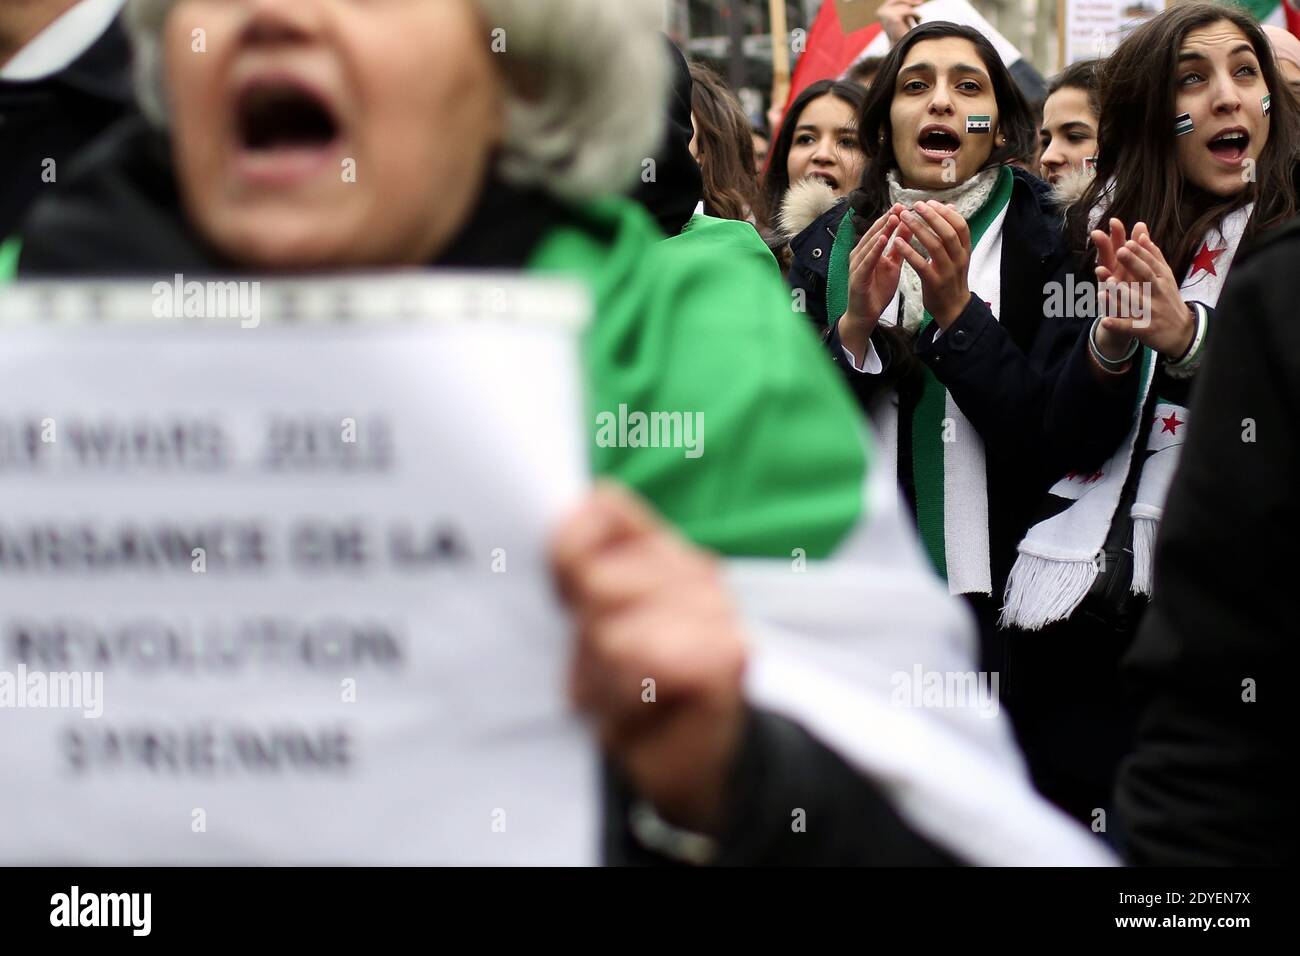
[164,0,504,269]
[889,37,999,190]
[1173,21,1270,198]
[785,94,864,197]
[1039,86,1098,185]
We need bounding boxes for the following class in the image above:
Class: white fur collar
[1049,166,1095,212]
[778,178,841,242]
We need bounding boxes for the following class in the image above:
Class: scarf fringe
[1130,515,1158,596]
[998,552,1099,631]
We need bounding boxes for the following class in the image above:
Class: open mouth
[1206,127,1249,163]
[237,79,339,153]
[807,170,841,190]
[917,125,961,160]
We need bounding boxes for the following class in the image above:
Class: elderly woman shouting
[0,0,1110,866]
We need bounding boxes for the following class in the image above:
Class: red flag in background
[782,2,883,116]
[1287,0,1300,36]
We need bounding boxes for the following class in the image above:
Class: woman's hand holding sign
[552,483,747,837]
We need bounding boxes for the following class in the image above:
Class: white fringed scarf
[1000,202,1252,629]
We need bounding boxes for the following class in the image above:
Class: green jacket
[528,201,869,559]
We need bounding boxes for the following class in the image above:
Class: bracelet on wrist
[1166,302,1208,379]
[1088,316,1138,372]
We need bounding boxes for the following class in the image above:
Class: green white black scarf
[828,166,1014,594]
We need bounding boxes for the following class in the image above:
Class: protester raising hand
[878,0,925,44]
[1091,218,1196,362]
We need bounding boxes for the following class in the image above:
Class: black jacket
[0,14,133,241]
[10,117,959,867]
[790,168,1140,648]
[1115,215,1300,866]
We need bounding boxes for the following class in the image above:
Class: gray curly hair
[125,0,669,202]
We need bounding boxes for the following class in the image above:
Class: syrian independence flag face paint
[966,115,991,133]
[1263,93,1271,116]
[1174,112,1194,136]
[1084,156,1097,171]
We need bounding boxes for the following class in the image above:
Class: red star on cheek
[1159,411,1184,435]
[1189,242,1225,278]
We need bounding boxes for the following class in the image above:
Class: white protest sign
[856,0,1025,68]
[1062,0,1166,65]
[0,275,598,864]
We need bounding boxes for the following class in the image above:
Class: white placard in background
[856,0,1026,68]
[0,275,598,864]
[1063,0,1166,66]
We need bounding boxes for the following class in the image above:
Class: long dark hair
[851,21,1036,221]
[846,23,1033,391]
[689,62,767,227]
[762,79,866,217]
[1069,2,1300,278]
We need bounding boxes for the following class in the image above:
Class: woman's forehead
[798,95,855,130]
[1180,22,1254,57]
[1044,87,1094,122]
[900,36,984,72]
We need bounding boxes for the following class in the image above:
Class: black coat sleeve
[914,270,1140,476]
[604,708,961,866]
[1115,229,1299,866]
[822,320,895,410]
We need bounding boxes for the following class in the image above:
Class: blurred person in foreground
[0,0,1110,866]
[0,0,133,239]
